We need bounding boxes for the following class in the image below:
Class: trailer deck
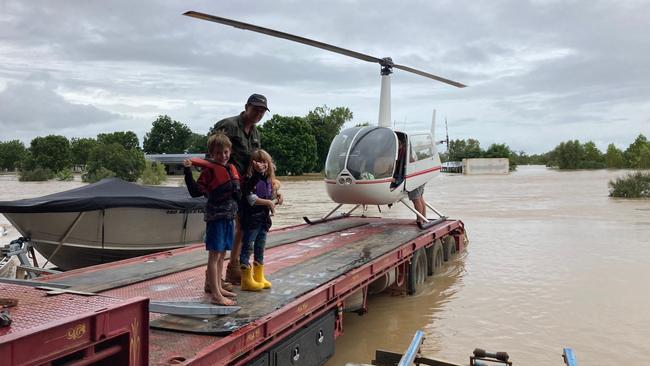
[3,216,465,365]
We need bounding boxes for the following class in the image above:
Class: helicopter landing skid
[399,198,447,230]
[303,204,360,225]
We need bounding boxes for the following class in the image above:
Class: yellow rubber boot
[253,263,272,289]
[240,266,264,291]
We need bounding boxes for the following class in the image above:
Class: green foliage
[19,167,54,181]
[97,131,140,151]
[259,115,317,175]
[29,135,72,173]
[56,168,74,181]
[447,138,482,162]
[605,144,625,168]
[483,143,517,171]
[71,137,99,166]
[83,143,145,182]
[0,140,26,171]
[187,133,208,154]
[609,171,650,198]
[305,106,353,172]
[82,167,116,183]
[623,134,650,168]
[141,161,168,185]
[143,115,193,154]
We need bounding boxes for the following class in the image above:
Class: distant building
[145,153,205,175]
[462,158,509,175]
[441,161,463,173]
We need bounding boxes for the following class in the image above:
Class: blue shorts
[205,219,234,252]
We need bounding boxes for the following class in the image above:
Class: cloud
[0,81,123,138]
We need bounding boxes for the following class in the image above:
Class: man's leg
[226,217,242,284]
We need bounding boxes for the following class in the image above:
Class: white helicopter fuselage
[324,125,441,205]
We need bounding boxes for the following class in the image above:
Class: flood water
[1,166,648,365]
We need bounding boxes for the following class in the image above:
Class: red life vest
[190,158,240,191]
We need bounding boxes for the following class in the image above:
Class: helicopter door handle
[292,346,300,362]
[317,329,324,344]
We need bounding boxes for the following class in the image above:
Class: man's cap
[247,94,270,111]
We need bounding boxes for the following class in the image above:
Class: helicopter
[184,11,466,229]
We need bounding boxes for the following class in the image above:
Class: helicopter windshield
[346,127,397,180]
[325,127,361,179]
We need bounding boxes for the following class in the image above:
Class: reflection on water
[1,167,649,365]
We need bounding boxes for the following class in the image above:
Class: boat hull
[3,207,206,270]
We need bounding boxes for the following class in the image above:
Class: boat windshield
[346,127,397,180]
[325,127,361,179]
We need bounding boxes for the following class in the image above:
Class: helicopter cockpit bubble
[325,127,361,180]
[346,127,397,180]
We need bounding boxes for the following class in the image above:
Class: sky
[0,0,648,154]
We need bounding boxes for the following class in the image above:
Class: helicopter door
[324,127,362,180]
[405,133,440,191]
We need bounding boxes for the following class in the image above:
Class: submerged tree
[305,106,353,172]
[259,115,317,176]
[143,115,192,154]
[0,140,27,171]
[97,131,140,151]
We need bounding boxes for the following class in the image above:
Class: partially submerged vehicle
[0,178,206,270]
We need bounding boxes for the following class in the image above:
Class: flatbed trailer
[0,216,465,365]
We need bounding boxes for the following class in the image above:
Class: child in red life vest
[239,149,281,291]
[183,133,240,306]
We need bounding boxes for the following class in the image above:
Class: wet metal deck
[37,217,464,365]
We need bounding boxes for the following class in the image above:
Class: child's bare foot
[210,295,237,306]
[221,281,234,292]
[221,288,237,298]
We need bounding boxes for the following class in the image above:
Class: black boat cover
[0,178,206,213]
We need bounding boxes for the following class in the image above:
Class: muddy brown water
[1,166,648,365]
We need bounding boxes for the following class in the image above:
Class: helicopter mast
[378,58,393,127]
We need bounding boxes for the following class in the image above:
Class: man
[211,93,282,284]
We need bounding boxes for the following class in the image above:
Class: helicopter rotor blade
[393,64,466,88]
[184,11,382,64]
[184,11,466,88]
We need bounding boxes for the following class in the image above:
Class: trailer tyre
[407,248,427,295]
[443,236,457,261]
[426,239,444,276]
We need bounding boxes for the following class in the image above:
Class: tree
[579,141,605,168]
[97,131,140,151]
[29,135,72,173]
[187,133,208,154]
[0,140,27,171]
[305,106,353,172]
[547,140,584,169]
[84,143,146,182]
[639,145,650,169]
[483,143,517,171]
[259,115,317,175]
[605,143,624,168]
[447,138,482,161]
[143,115,192,154]
[623,134,649,168]
[71,137,99,166]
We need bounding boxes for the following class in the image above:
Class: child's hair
[207,133,232,154]
[248,149,276,182]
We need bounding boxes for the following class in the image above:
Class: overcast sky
[1,0,648,153]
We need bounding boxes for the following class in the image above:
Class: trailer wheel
[426,240,444,276]
[442,236,457,261]
[407,248,427,295]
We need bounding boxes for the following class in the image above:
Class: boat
[0,178,206,270]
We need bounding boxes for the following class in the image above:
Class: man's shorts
[407,184,425,200]
[205,219,234,252]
